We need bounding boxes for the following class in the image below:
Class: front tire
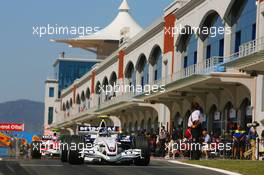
[68,135,85,165]
[133,136,150,166]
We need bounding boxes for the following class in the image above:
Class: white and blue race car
[60,120,150,165]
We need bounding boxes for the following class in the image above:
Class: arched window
[86,88,91,99]
[147,118,152,133]
[149,46,162,81]
[109,72,117,86]
[154,116,159,132]
[81,91,85,102]
[76,94,81,105]
[224,101,236,131]
[176,26,198,68]
[62,103,66,111]
[125,62,136,88]
[70,98,73,107]
[225,0,257,53]
[176,26,197,68]
[95,81,101,106]
[102,77,109,101]
[200,11,225,59]
[95,82,101,94]
[209,105,220,136]
[140,119,145,130]
[134,121,138,132]
[66,101,70,110]
[136,54,149,87]
[184,110,191,131]
[186,34,198,66]
[173,112,183,129]
[123,123,127,133]
[240,98,251,129]
[109,72,117,97]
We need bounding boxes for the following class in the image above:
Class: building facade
[44,0,264,137]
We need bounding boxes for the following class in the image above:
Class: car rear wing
[77,125,120,134]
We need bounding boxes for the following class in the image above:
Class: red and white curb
[168,160,242,175]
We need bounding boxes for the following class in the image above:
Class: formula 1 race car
[60,120,150,165]
[41,140,60,158]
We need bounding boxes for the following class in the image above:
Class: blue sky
[0,0,172,103]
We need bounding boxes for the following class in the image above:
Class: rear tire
[133,136,150,166]
[68,135,85,165]
[31,141,42,159]
[60,135,70,162]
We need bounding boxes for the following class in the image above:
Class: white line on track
[20,164,63,167]
[6,165,16,173]
[85,165,199,169]
[169,160,242,175]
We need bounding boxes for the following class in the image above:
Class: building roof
[53,57,101,67]
[51,0,142,58]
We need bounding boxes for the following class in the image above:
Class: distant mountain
[0,99,44,133]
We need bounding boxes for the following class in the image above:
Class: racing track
[0,159,228,175]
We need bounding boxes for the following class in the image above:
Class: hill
[0,99,44,133]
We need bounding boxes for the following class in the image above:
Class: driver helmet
[99,128,109,137]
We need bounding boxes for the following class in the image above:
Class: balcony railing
[54,99,96,124]
[224,37,264,63]
[151,56,223,87]
[97,91,134,110]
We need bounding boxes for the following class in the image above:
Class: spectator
[248,122,258,160]
[172,127,182,141]
[188,102,203,160]
[149,134,157,154]
[185,127,192,140]
[165,136,178,159]
[157,126,167,157]
[202,130,211,160]
[233,124,246,159]
[222,131,233,158]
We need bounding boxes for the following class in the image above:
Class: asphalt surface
[0,159,227,175]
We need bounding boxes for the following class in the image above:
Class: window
[156,53,162,81]
[48,107,54,125]
[154,70,158,81]
[252,23,256,40]
[49,87,54,97]
[143,64,149,85]
[193,51,197,64]
[235,31,241,53]
[231,0,256,53]
[219,39,224,57]
[206,45,211,59]
[184,56,188,68]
